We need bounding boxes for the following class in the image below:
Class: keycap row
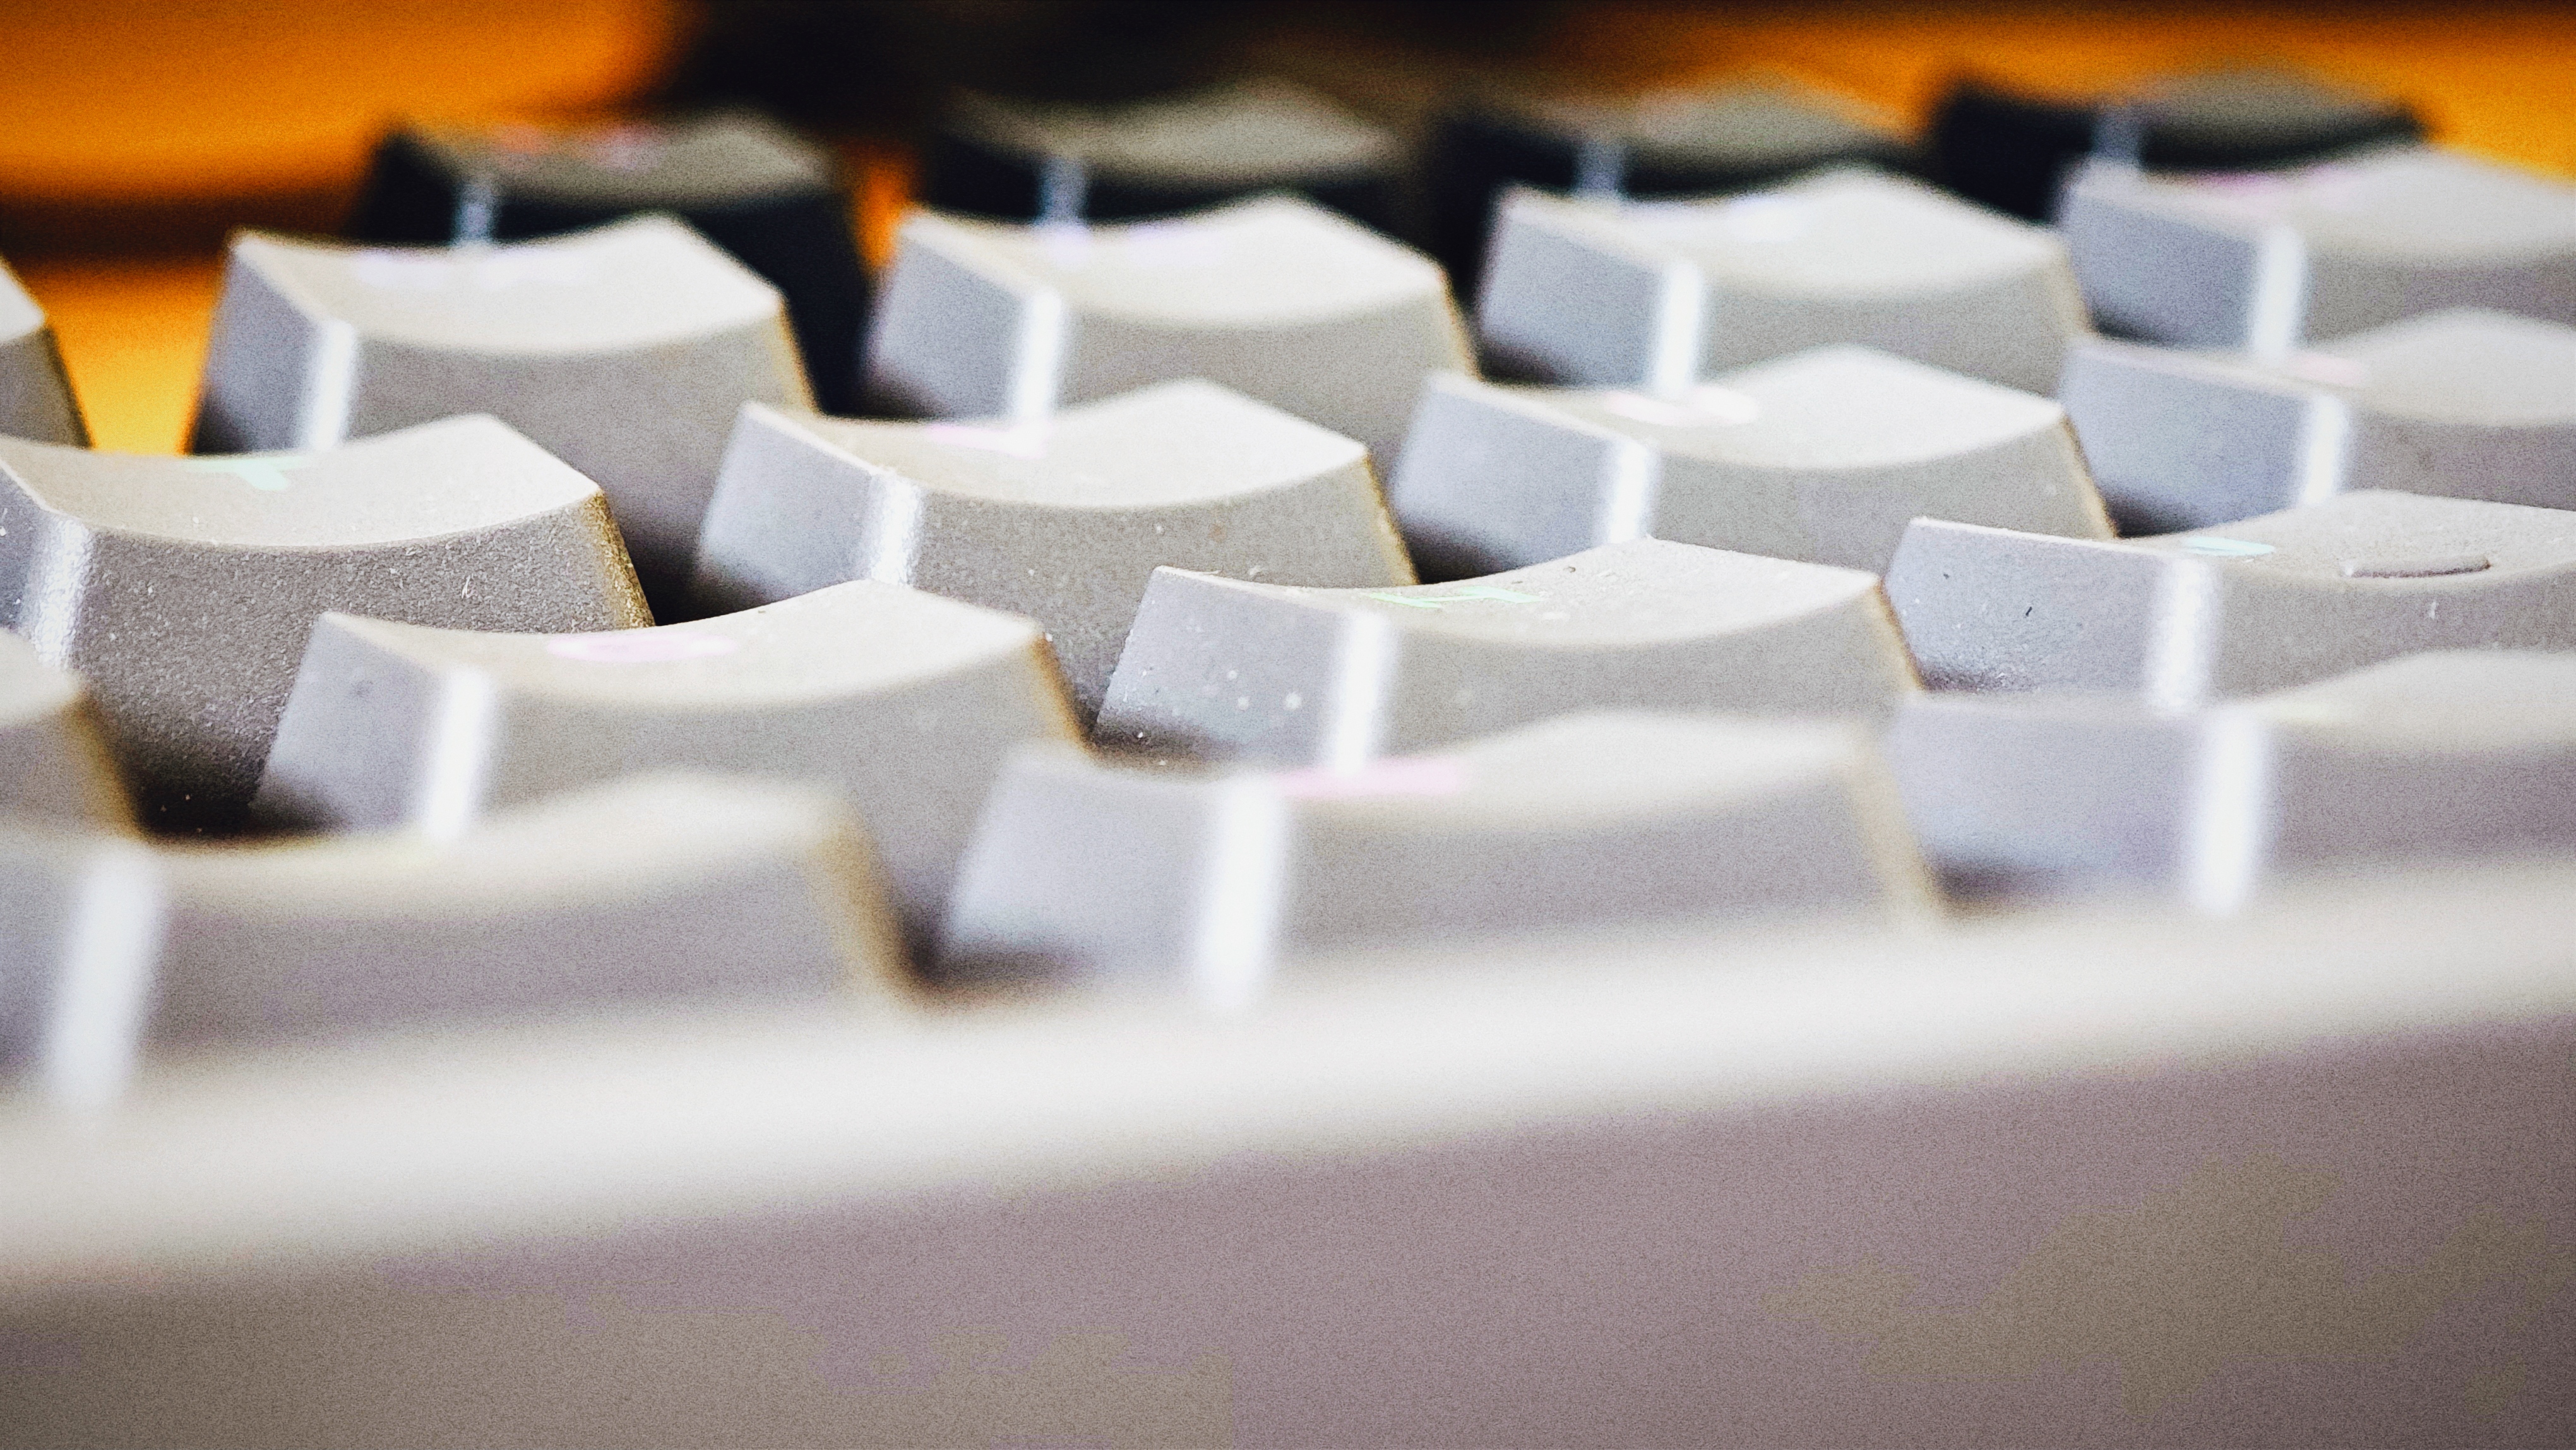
[10,637,2576,1106]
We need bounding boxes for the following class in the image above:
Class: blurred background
[6,0,2572,453]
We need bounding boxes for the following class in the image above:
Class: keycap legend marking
[1273,756,1474,801]
[2178,537,2277,558]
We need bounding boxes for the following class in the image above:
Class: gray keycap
[0,630,128,828]
[0,825,151,1093]
[191,215,810,610]
[2061,147,2576,351]
[253,579,1076,947]
[1097,537,1918,766]
[2062,309,2576,530]
[1885,490,2576,703]
[1389,345,2110,577]
[926,79,1403,227]
[1889,650,2576,910]
[1,775,905,1108]
[941,712,1935,1002]
[862,195,1471,467]
[693,379,1413,718]
[0,258,84,446]
[0,415,647,834]
[1476,167,2087,395]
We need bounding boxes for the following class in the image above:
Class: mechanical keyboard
[3,6,2575,1446]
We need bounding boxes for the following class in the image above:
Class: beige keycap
[693,379,1413,718]
[1097,537,1917,766]
[191,215,810,611]
[0,257,85,446]
[1389,346,2110,577]
[941,712,1935,1002]
[255,580,1077,947]
[1477,167,2087,395]
[0,630,128,828]
[0,415,647,833]
[862,195,1471,467]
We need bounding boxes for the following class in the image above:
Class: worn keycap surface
[864,195,1471,468]
[255,580,1076,947]
[193,215,809,611]
[1390,345,2109,577]
[941,711,1935,1001]
[1098,536,1917,766]
[1479,168,2086,396]
[695,380,1412,718]
[1886,490,2576,703]
[0,416,647,833]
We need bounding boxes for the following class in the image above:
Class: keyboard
[6,9,2576,1446]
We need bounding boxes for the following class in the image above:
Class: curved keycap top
[1929,67,2423,222]
[347,115,868,411]
[2062,148,2576,351]
[1889,650,2576,911]
[2063,310,2576,531]
[1390,345,2109,577]
[941,712,1935,1003]
[1479,169,2085,396]
[1885,491,2576,704]
[1424,75,1907,284]
[0,258,84,446]
[6,776,906,1105]
[864,195,1470,467]
[1097,536,1917,767]
[0,415,647,833]
[922,79,1402,231]
[256,580,1077,946]
[0,631,128,829]
[193,216,809,611]
[694,380,1412,717]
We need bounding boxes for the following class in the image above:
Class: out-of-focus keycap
[693,380,1412,718]
[0,416,648,834]
[1889,650,2576,910]
[1097,537,1917,766]
[0,631,128,829]
[2061,309,2576,530]
[1478,169,2085,395]
[940,712,1935,1002]
[0,826,152,1096]
[863,195,1470,467]
[0,777,905,1106]
[346,114,870,412]
[1885,491,2576,703]
[921,80,1403,233]
[0,259,84,446]
[1388,345,2109,577]
[1930,68,2423,222]
[2061,148,2576,352]
[192,216,810,611]
[254,580,1076,946]
[1425,75,1909,287]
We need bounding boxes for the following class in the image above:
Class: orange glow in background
[6,1,2572,454]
